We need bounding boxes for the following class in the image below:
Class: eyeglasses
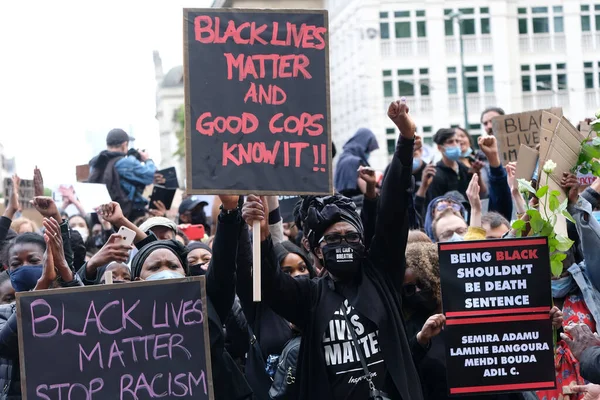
[436,202,462,213]
[319,232,362,245]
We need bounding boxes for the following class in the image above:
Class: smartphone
[117,226,136,247]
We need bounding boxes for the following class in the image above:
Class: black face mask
[191,212,207,226]
[403,287,438,315]
[189,263,208,276]
[321,243,364,281]
[92,234,104,248]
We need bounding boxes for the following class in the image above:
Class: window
[445,9,454,36]
[387,138,396,155]
[535,64,551,70]
[584,62,595,89]
[484,76,494,92]
[522,76,531,92]
[417,21,426,37]
[466,77,479,93]
[420,78,430,96]
[536,74,552,90]
[383,70,392,77]
[521,65,530,71]
[380,12,390,39]
[518,7,527,14]
[395,22,411,38]
[448,77,458,94]
[386,128,395,134]
[481,18,490,34]
[519,18,528,34]
[398,69,413,75]
[557,64,567,91]
[394,11,410,17]
[447,67,457,73]
[461,19,476,35]
[465,66,478,72]
[420,68,429,74]
[553,6,562,13]
[459,8,475,14]
[554,16,564,33]
[480,7,489,14]
[380,23,390,38]
[532,7,548,13]
[398,79,415,96]
[416,10,425,17]
[581,5,589,12]
[582,5,591,32]
[483,65,493,72]
[423,126,433,133]
[383,81,393,97]
[533,17,549,33]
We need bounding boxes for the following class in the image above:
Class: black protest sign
[445,317,555,395]
[4,178,34,209]
[16,277,214,399]
[439,237,555,395]
[183,9,331,195]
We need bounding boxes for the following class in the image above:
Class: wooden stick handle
[253,220,261,302]
[104,270,113,284]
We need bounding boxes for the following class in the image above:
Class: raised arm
[368,99,415,287]
[479,136,513,221]
[205,195,241,323]
[242,195,314,330]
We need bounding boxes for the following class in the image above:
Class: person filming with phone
[88,128,156,221]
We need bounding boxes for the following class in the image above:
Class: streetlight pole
[450,11,469,129]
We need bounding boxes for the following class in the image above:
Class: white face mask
[448,232,465,242]
[72,226,89,242]
[146,270,185,281]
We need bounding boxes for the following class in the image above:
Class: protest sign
[439,237,555,395]
[3,178,34,209]
[492,108,562,164]
[16,277,214,399]
[515,145,539,181]
[76,165,90,182]
[183,9,332,195]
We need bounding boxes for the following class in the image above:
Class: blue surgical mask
[10,265,43,292]
[412,158,421,171]
[461,147,473,158]
[448,232,465,242]
[146,270,186,281]
[445,146,462,161]
[551,274,577,298]
[592,211,600,224]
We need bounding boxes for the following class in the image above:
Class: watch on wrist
[220,204,238,215]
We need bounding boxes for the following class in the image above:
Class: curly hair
[405,242,441,308]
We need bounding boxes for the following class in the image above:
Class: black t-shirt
[322,299,390,399]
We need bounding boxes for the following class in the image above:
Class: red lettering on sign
[269,113,324,136]
[196,112,258,136]
[496,249,538,261]
[243,83,287,105]
[224,53,312,81]
[222,141,284,166]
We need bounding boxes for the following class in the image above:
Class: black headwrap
[130,240,189,280]
[298,195,363,251]
[274,241,316,278]
[187,241,212,254]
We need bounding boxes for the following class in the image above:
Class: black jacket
[259,136,425,400]
[580,346,600,383]
[425,160,471,206]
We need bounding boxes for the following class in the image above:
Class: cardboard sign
[492,108,562,164]
[76,165,90,182]
[3,178,34,209]
[439,238,555,395]
[16,277,214,399]
[515,145,539,181]
[183,9,332,195]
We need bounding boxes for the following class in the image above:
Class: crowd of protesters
[0,99,599,400]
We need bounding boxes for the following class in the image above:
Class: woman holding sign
[243,100,427,400]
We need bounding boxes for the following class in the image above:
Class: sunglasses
[319,232,362,245]
[436,202,462,213]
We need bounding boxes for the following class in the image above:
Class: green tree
[173,105,185,159]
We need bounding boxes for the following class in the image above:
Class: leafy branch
[574,111,600,176]
[512,160,574,277]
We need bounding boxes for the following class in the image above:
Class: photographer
[88,128,156,221]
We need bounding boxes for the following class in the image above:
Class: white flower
[543,160,557,174]
[595,109,600,119]
[518,180,532,194]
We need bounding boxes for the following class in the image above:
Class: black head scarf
[187,241,212,254]
[130,240,189,280]
[274,241,316,278]
[298,195,363,251]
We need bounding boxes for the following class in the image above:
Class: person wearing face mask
[0,217,83,399]
[426,128,484,207]
[334,127,379,198]
[187,241,212,276]
[100,198,253,400]
[68,214,91,243]
[243,100,427,400]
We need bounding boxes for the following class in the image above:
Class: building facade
[327,0,600,171]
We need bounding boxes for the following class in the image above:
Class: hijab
[334,128,379,192]
[130,240,189,280]
[274,241,316,278]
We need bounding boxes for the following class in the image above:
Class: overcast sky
[0,0,211,186]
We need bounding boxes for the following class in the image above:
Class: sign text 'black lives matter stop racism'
[439,237,555,395]
[16,278,214,400]
[184,9,331,195]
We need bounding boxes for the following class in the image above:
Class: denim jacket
[114,156,156,208]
